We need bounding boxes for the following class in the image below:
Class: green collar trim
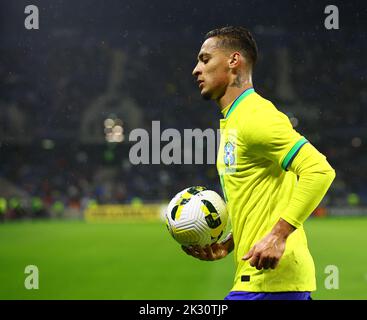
[225,88,255,119]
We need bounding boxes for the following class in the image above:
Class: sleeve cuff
[281,137,309,171]
[280,214,302,229]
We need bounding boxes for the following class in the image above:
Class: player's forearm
[280,143,336,229]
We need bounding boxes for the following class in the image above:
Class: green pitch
[0,217,366,300]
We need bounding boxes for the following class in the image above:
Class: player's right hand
[181,243,229,261]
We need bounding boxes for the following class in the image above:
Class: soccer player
[183,26,336,300]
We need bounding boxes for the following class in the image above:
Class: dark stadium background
[0,0,366,300]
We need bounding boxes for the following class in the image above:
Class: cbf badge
[223,138,237,174]
[224,142,235,166]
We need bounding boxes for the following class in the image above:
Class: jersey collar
[223,87,255,119]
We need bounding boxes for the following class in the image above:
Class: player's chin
[200,89,213,100]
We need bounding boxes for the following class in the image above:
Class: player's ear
[228,52,241,69]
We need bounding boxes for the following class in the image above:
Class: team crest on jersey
[224,142,235,166]
[220,128,237,174]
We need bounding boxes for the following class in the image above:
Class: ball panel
[165,186,228,247]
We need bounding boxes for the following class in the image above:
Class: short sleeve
[244,104,308,170]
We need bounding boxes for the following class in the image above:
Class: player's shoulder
[248,92,278,113]
[238,92,294,146]
[244,92,287,123]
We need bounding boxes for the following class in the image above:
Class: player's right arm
[182,233,234,261]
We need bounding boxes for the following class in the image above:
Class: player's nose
[192,63,201,77]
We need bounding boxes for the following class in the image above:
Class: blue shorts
[224,291,312,300]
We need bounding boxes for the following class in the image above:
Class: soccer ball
[165,186,228,247]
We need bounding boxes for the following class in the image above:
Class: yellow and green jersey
[217,88,335,292]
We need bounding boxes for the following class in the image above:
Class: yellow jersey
[217,88,334,292]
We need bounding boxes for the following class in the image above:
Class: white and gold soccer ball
[165,186,228,247]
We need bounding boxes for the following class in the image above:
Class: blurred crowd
[0,28,366,219]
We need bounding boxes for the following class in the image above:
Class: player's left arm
[242,108,336,270]
[243,142,335,269]
[280,142,336,228]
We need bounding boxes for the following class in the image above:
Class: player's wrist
[270,218,296,240]
[220,232,234,253]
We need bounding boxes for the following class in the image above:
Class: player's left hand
[241,233,287,270]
